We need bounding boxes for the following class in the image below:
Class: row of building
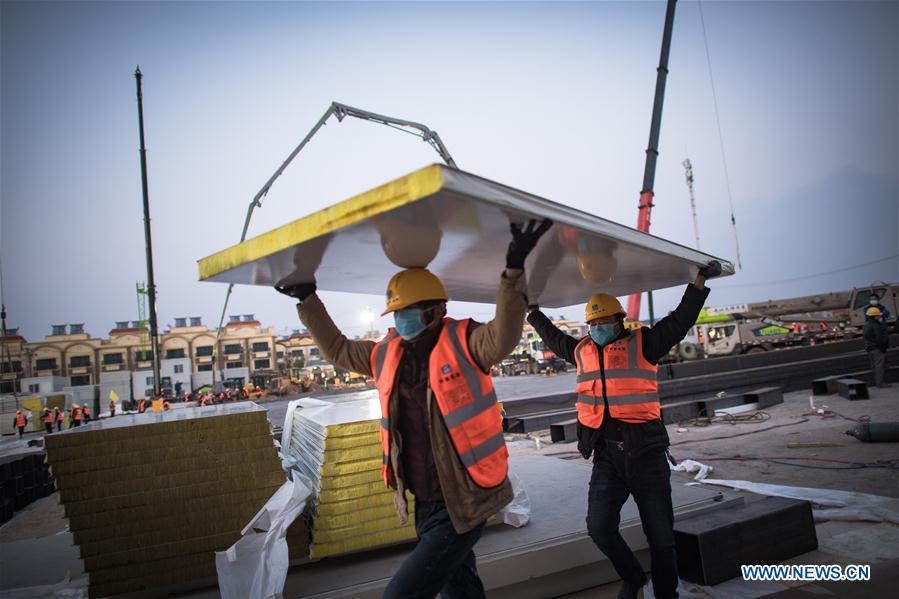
[0,314,587,398]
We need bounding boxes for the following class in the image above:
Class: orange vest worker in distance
[42,408,54,434]
[14,410,27,438]
[54,407,63,431]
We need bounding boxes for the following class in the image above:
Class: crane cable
[698,0,742,269]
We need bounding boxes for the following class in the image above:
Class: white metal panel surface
[199,165,733,307]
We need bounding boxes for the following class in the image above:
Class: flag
[109,389,120,403]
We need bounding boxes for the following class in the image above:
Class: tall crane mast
[626,0,678,324]
[683,158,700,249]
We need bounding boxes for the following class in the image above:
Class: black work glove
[506,218,553,270]
[275,281,316,302]
[698,260,722,279]
[576,421,600,460]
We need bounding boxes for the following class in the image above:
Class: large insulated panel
[44,402,293,597]
[197,164,734,307]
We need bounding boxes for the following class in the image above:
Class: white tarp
[698,479,899,524]
[215,477,312,599]
[497,469,531,528]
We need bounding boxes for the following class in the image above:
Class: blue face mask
[590,323,618,346]
[395,308,427,341]
[870,299,879,306]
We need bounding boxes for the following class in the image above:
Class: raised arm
[467,219,553,372]
[467,270,529,372]
[277,283,375,377]
[526,309,580,365]
[641,261,720,364]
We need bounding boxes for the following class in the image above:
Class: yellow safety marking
[198,164,445,280]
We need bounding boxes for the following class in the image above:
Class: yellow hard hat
[585,293,625,322]
[866,306,883,317]
[382,268,448,315]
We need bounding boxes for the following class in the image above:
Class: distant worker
[163,399,172,411]
[864,307,890,388]
[225,388,232,402]
[54,406,63,431]
[42,407,54,434]
[866,292,891,324]
[70,404,82,428]
[109,400,116,417]
[82,404,91,422]
[526,260,722,599]
[13,409,27,438]
[255,387,262,399]
[276,219,551,598]
[137,398,147,413]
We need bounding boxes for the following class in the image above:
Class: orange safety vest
[574,328,660,428]
[43,410,53,424]
[83,406,90,417]
[138,400,146,413]
[55,410,63,422]
[15,413,26,427]
[370,318,507,489]
[73,408,82,421]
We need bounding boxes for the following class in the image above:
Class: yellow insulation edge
[198,164,444,280]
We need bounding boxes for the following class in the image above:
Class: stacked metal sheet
[44,403,292,597]
[284,397,416,558]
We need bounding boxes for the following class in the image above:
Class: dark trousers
[868,349,886,387]
[16,426,24,439]
[45,423,52,434]
[56,421,62,431]
[382,500,486,599]
[587,443,678,599]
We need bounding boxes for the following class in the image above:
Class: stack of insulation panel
[284,397,416,558]
[45,403,298,597]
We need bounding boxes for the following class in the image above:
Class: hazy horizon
[2,1,897,342]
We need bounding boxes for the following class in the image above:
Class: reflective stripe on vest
[370,330,402,486]
[56,411,63,421]
[43,411,53,423]
[15,414,25,427]
[574,329,660,427]
[370,318,508,489]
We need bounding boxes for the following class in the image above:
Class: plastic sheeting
[671,459,714,481]
[216,477,312,599]
[0,574,88,598]
[497,469,531,527]
[698,479,899,524]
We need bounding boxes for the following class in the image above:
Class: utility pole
[134,67,161,398]
[682,158,701,250]
[626,0,678,325]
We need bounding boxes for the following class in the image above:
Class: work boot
[617,577,646,599]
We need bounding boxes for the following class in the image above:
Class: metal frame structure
[211,103,457,383]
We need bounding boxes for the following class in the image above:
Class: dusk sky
[2,1,897,342]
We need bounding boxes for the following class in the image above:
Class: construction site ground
[0,381,896,597]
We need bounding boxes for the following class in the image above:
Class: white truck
[692,284,897,358]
